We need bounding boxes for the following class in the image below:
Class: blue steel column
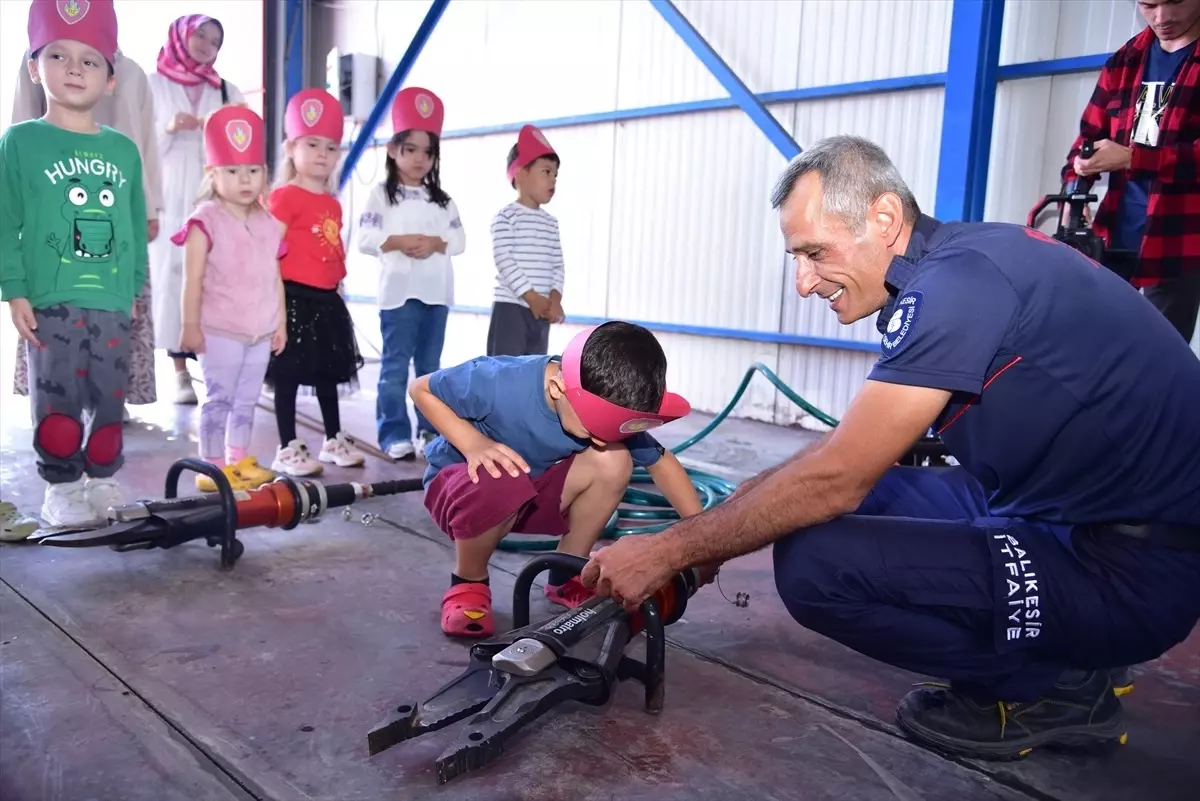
[339,0,451,192]
[648,0,801,160]
[935,0,1006,222]
[284,0,304,102]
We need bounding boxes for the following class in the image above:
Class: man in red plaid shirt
[1063,0,1200,344]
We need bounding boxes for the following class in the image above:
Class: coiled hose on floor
[497,362,841,552]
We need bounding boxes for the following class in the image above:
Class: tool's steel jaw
[368,603,637,784]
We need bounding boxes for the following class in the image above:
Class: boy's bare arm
[645,450,703,518]
[409,375,486,453]
[409,375,530,481]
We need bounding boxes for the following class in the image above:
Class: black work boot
[1110,665,1134,697]
[895,670,1127,760]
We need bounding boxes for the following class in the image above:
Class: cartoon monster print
[45,175,126,293]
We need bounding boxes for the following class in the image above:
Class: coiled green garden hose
[497,362,841,552]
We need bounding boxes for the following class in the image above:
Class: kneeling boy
[411,321,702,637]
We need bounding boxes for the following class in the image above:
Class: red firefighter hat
[507,124,557,182]
[28,0,119,64]
[391,87,444,138]
[205,105,265,167]
[285,88,344,143]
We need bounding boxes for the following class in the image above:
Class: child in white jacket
[356,87,465,461]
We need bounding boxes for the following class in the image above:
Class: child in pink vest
[170,105,286,491]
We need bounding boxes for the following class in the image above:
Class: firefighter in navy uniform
[582,136,1200,760]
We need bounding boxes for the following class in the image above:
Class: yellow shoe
[229,457,276,488]
[195,464,256,493]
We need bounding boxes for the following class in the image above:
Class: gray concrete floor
[1,349,1197,801]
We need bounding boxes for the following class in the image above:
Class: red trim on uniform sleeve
[936,356,1024,435]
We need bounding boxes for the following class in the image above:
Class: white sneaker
[0,501,40,542]
[41,479,101,528]
[271,439,324,476]
[85,476,125,519]
[416,430,439,459]
[386,441,415,461]
[319,432,365,467]
[175,371,198,405]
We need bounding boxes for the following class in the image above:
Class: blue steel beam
[935,0,1006,222]
[996,53,1108,80]
[648,0,801,160]
[338,0,451,192]
[342,298,882,354]
[284,0,304,102]
[336,48,1113,154]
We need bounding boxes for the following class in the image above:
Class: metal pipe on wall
[338,0,451,192]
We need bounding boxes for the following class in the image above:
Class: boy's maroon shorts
[424,455,575,541]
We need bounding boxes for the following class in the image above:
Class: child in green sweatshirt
[0,0,147,528]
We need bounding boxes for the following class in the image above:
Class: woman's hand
[167,112,201,134]
[179,323,205,355]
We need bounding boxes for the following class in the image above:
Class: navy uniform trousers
[773,467,1200,701]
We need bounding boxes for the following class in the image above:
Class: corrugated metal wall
[326,0,1194,426]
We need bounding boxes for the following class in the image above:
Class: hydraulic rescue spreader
[366,552,704,784]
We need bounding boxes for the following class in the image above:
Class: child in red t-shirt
[266,89,365,475]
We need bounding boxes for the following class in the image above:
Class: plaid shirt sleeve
[1060,55,1123,183]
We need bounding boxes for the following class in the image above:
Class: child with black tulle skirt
[266,88,365,476]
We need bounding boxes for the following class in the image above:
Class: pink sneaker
[545,576,595,609]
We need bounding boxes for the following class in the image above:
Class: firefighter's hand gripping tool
[27,457,423,569]
[366,553,703,784]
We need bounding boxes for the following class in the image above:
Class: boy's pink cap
[205,105,265,167]
[507,124,556,182]
[285,88,344,143]
[28,0,118,64]
[391,87,444,138]
[560,325,690,443]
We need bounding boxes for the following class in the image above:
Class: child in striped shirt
[487,125,564,357]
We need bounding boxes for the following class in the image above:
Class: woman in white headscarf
[148,14,244,404]
[9,48,163,412]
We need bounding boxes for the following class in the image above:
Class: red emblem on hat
[29,0,116,63]
[391,87,444,138]
[57,0,90,24]
[284,89,343,142]
[300,98,322,128]
[226,120,252,153]
[507,124,558,182]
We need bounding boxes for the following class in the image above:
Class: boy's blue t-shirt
[422,354,666,486]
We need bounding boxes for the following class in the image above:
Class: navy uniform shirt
[869,215,1200,530]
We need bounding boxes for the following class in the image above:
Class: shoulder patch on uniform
[881,290,922,357]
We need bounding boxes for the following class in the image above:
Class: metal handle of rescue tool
[1027,140,1100,230]
[512,553,688,713]
[165,458,241,569]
